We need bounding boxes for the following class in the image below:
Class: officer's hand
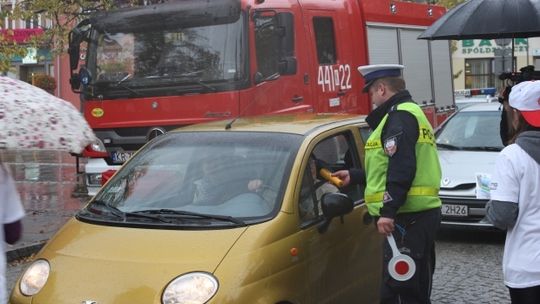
[331,170,351,187]
[377,217,395,235]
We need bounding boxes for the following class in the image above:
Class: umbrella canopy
[0,76,96,154]
[419,0,540,40]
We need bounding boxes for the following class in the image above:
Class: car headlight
[19,259,50,296]
[162,272,218,304]
[90,139,106,153]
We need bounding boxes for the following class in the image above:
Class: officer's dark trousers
[379,207,441,304]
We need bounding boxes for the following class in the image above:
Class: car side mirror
[318,193,353,233]
[254,72,264,84]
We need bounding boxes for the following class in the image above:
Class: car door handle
[291,95,304,103]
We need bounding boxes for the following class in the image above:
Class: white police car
[435,102,503,228]
[454,88,498,109]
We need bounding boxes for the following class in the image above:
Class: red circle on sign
[395,260,410,275]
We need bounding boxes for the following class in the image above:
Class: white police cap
[357,64,404,92]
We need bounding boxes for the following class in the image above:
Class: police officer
[333,64,442,304]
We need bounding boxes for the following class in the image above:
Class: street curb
[6,241,46,263]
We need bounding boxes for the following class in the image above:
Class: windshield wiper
[90,200,126,220]
[112,82,142,96]
[436,143,463,150]
[133,209,246,226]
[116,73,132,85]
[192,80,217,92]
[89,200,172,223]
[168,73,218,92]
[461,146,502,152]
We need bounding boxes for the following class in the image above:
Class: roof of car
[174,113,367,135]
[458,102,502,112]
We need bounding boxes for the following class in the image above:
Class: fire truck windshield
[85,14,246,97]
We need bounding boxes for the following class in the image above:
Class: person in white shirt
[485,80,540,304]
[0,163,25,303]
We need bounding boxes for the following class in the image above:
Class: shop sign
[460,38,528,55]
[0,28,43,43]
[22,47,37,64]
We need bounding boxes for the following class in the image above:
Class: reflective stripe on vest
[365,186,439,204]
[364,101,442,216]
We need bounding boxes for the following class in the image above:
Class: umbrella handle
[387,234,401,257]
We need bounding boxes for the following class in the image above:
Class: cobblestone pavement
[7,227,510,303]
[432,227,509,304]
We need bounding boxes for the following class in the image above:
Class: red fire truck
[68,0,455,195]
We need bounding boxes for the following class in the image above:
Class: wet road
[1,150,89,252]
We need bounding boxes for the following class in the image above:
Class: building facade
[1,0,79,107]
[452,38,540,91]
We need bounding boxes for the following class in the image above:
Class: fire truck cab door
[249,9,313,115]
[304,6,358,113]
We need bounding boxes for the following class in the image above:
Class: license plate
[111,151,135,164]
[441,204,468,217]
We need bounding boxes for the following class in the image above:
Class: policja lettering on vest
[331,64,442,304]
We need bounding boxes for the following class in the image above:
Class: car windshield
[89,14,245,87]
[436,109,504,151]
[81,132,301,228]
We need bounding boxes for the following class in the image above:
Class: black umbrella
[418,0,540,40]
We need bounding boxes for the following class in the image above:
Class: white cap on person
[509,80,540,127]
[357,64,404,92]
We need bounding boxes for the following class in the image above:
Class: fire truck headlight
[162,272,218,304]
[20,259,50,296]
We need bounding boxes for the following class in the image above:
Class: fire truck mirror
[68,19,91,72]
[68,42,80,72]
[279,57,297,75]
[277,12,295,75]
[70,73,81,92]
[254,72,264,85]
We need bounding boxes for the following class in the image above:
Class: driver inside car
[299,155,340,219]
[192,156,267,205]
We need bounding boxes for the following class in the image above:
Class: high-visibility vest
[364,102,441,216]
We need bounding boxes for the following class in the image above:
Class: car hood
[30,218,247,303]
[438,150,499,189]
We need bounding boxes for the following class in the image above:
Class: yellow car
[11,114,382,304]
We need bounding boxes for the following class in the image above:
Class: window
[298,132,362,225]
[465,58,515,89]
[2,4,13,29]
[313,17,336,65]
[534,57,540,71]
[254,13,280,78]
[465,59,494,89]
[25,17,39,29]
